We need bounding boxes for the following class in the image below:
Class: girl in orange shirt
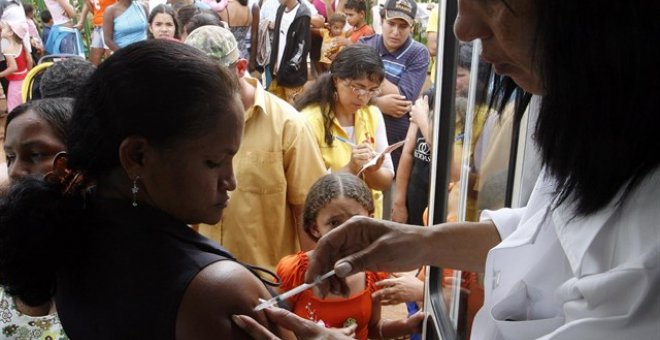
[276,173,422,339]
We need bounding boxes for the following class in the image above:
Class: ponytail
[0,177,86,306]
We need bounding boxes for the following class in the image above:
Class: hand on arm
[372,94,412,118]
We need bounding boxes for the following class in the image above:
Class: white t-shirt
[275,3,299,73]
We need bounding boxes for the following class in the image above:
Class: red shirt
[348,24,374,43]
[276,252,388,340]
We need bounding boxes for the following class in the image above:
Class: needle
[253,270,336,312]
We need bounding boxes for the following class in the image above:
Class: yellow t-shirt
[302,104,385,219]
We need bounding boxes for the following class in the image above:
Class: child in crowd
[0,98,73,338]
[40,9,53,43]
[23,3,44,61]
[276,173,423,340]
[148,4,180,40]
[344,0,373,43]
[0,21,30,112]
[268,0,311,104]
[314,13,345,67]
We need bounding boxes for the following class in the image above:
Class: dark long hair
[295,45,384,146]
[0,40,240,306]
[5,98,74,144]
[531,0,660,215]
[148,4,181,39]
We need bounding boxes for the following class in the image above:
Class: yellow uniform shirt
[199,78,326,270]
[302,104,385,218]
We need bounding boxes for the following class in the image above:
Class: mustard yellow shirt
[199,78,326,270]
[302,104,386,218]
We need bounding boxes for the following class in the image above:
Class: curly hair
[302,173,374,241]
[39,59,96,99]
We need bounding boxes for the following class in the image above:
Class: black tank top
[55,198,272,339]
[406,130,431,226]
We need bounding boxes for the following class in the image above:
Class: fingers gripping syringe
[253,270,336,312]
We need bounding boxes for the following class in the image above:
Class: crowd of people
[0,0,657,339]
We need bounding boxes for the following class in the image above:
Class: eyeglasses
[344,81,382,98]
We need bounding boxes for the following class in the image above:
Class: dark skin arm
[249,3,260,73]
[305,217,501,296]
[103,5,120,52]
[176,260,293,338]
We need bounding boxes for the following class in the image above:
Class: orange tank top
[93,0,117,26]
[276,252,388,340]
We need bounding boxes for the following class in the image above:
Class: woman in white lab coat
[232,0,660,339]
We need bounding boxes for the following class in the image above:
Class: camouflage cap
[184,25,240,67]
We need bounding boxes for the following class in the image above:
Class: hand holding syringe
[254,270,336,312]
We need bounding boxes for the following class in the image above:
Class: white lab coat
[472,168,660,339]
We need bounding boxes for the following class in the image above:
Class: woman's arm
[305,217,501,296]
[391,123,418,223]
[0,55,18,79]
[249,3,260,72]
[56,0,78,20]
[176,260,292,338]
[367,299,423,339]
[75,3,90,30]
[103,7,120,51]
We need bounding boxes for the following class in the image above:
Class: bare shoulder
[176,260,275,339]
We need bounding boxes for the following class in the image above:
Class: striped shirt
[359,34,430,171]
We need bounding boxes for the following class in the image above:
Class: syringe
[253,270,336,311]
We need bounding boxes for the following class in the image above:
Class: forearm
[363,168,393,192]
[379,79,401,95]
[78,4,89,25]
[58,0,77,19]
[105,37,119,51]
[0,60,17,78]
[425,221,500,272]
[393,153,413,207]
[370,318,413,339]
[310,15,325,28]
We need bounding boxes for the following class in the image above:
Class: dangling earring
[132,176,140,207]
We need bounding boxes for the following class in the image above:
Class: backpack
[44,25,85,58]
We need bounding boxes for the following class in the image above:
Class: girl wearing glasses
[296,45,394,219]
